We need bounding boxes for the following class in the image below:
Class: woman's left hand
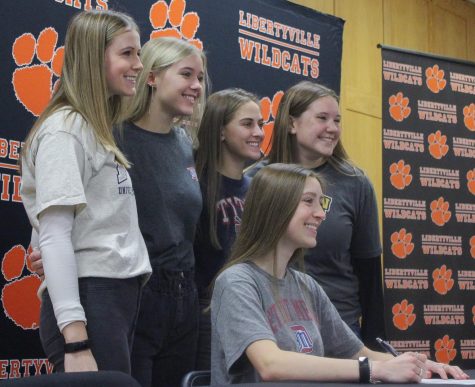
[28,249,44,280]
[424,360,469,380]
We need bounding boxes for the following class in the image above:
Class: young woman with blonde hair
[247,81,385,347]
[194,88,264,369]
[20,10,151,373]
[116,37,208,386]
[212,163,468,385]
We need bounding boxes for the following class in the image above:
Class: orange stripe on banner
[238,29,320,57]
[0,163,19,171]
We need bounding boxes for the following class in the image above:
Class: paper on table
[421,379,475,385]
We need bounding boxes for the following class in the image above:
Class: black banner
[382,46,475,367]
[0,0,343,379]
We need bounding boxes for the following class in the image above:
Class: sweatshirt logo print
[291,324,313,353]
[116,163,128,184]
[187,166,198,181]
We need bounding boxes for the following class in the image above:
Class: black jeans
[39,276,142,373]
[131,268,199,387]
[196,298,211,370]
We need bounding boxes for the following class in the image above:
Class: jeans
[196,298,211,370]
[131,268,199,387]
[39,276,142,373]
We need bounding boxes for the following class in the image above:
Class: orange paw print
[425,64,446,93]
[12,28,64,117]
[149,0,202,50]
[427,130,449,159]
[470,235,475,259]
[389,160,412,190]
[1,244,41,329]
[435,335,457,364]
[432,264,454,295]
[430,196,451,226]
[472,305,475,324]
[463,103,475,131]
[392,299,416,330]
[260,91,284,155]
[388,92,411,122]
[390,228,414,259]
[467,169,475,195]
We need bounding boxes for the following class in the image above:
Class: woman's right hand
[64,350,98,372]
[372,352,427,383]
[63,321,97,372]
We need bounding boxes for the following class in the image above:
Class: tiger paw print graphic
[388,92,411,122]
[470,235,475,259]
[1,244,41,329]
[435,335,456,364]
[428,130,449,159]
[472,305,475,324]
[463,103,475,131]
[12,28,64,117]
[389,160,412,190]
[392,299,416,331]
[149,0,202,49]
[430,196,451,226]
[260,91,284,155]
[467,169,475,195]
[390,228,414,259]
[432,265,454,295]
[425,65,446,93]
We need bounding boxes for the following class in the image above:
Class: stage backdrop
[0,0,343,379]
[381,46,475,368]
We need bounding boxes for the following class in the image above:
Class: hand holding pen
[375,337,469,380]
[376,337,400,357]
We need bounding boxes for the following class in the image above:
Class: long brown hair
[22,10,137,168]
[195,88,260,249]
[222,163,323,274]
[268,81,355,174]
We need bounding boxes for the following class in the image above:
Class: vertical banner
[0,0,343,379]
[381,47,475,367]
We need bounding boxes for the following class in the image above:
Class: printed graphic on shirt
[116,163,128,184]
[187,166,198,181]
[321,194,332,214]
[116,163,134,195]
[217,196,245,234]
[266,298,315,334]
[291,324,313,353]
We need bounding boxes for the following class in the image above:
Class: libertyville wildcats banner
[381,47,475,368]
[0,0,343,379]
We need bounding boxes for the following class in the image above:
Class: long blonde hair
[195,88,260,250]
[268,81,355,174]
[126,37,209,137]
[23,10,138,167]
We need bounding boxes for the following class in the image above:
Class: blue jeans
[39,276,142,373]
[131,268,199,387]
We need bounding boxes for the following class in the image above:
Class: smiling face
[151,53,204,119]
[221,101,264,165]
[281,177,326,251]
[104,29,142,97]
[290,96,341,167]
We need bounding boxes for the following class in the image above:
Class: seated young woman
[210,163,468,385]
